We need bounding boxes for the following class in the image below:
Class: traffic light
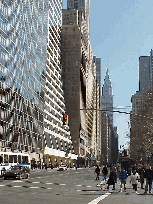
[63,113,68,125]
[13,131,18,143]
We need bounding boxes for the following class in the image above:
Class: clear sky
[62,0,153,149]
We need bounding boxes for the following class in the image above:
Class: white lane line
[0,185,5,187]
[30,187,39,189]
[47,188,52,190]
[12,180,23,183]
[86,186,92,187]
[14,186,21,188]
[36,177,41,178]
[32,182,40,183]
[88,193,111,204]
[76,185,82,187]
[46,183,53,185]
[60,184,66,186]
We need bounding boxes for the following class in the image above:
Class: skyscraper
[101,68,113,162]
[1,0,77,166]
[61,5,101,165]
[67,0,90,35]
[139,56,150,91]
[101,69,113,126]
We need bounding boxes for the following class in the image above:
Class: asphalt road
[0,167,152,204]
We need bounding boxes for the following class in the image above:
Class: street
[0,167,152,204]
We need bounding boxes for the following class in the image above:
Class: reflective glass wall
[0,0,48,155]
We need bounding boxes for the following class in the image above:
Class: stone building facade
[61,8,101,165]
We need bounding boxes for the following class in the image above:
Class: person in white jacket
[130,170,139,193]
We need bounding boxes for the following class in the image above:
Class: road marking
[12,180,23,183]
[76,185,82,187]
[0,185,5,187]
[33,182,40,183]
[30,187,39,189]
[86,186,92,187]
[60,184,66,186]
[88,193,111,204]
[14,186,21,188]
[36,177,41,178]
[46,183,53,185]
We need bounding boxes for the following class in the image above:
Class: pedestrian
[102,165,108,181]
[139,165,145,189]
[144,165,153,194]
[45,163,47,171]
[130,170,139,194]
[112,164,117,183]
[119,167,128,192]
[107,168,115,190]
[95,165,100,180]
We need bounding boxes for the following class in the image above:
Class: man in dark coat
[102,165,108,181]
[139,166,145,189]
[144,166,153,194]
[95,165,100,180]
[107,168,115,190]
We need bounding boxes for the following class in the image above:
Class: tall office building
[61,8,101,165]
[1,0,77,166]
[101,69,113,126]
[67,0,90,35]
[101,69,113,162]
[139,56,150,91]
[139,49,153,92]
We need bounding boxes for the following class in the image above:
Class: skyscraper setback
[67,0,90,35]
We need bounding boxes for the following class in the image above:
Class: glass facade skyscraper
[1,0,77,165]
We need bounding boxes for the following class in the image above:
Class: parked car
[57,165,67,171]
[3,165,30,180]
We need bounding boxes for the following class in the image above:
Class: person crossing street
[119,167,128,192]
[144,165,153,194]
[95,165,100,180]
[102,165,108,181]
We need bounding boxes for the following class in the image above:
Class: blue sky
[63,0,153,149]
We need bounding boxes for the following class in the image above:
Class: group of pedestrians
[95,164,153,194]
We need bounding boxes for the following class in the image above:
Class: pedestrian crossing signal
[63,113,68,125]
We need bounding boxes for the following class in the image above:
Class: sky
[63,0,153,149]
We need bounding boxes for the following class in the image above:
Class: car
[57,165,67,171]
[2,165,30,180]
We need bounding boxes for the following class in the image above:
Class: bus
[0,152,30,176]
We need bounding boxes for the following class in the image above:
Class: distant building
[101,69,114,162]
[139,49,153,91]
[101,112,109,163]
[111,127,118,163]
[130,49,153,162]
[139,56,150,91]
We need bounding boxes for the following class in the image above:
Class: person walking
[107,168,115,190]
[130,170,139,194]
[144,166,153,194]
[112,164,117,183]
[139,165,145,189]
[119,167,128,192]
[95,165,100,180]
[102,165,108,181]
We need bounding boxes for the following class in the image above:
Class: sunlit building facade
[1,0,77,166]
